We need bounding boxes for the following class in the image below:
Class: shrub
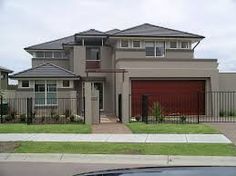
[20,114,26,122]
[180,115,186,123]
[4,114,12,121]
[219,110,225,117]
[69,114,75,122]
[52,114,60,121]
[64,109,71,118]
[228,110,236,117]
[135,115,141,122]
[149,102,164,123]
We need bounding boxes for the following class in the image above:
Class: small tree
[150,101,164,123]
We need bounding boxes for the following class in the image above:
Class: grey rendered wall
[32,58,70,70]
[219,73,236,91]
[165,49,193,59]
[0,72,9,90]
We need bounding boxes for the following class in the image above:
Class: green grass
[126,123,218,134]
[0,124,91,133]
[14,142,236,156]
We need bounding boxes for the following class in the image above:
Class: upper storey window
[145,41,165,57]
[132,40,141,48]
[86,47,100,60]
[170,41,177,49]
[120,40,129,48]
[181,41,189,49]
[34,51,68,59]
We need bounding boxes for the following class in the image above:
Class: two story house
[10,23,236,123]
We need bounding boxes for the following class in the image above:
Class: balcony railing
[86,60,100,69]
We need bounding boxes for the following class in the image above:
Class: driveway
[208,123,236,144]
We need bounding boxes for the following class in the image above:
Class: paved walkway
[1,153,236,166]
[208,123,236,144]
[0,133,231,143]
[92,123,132,134]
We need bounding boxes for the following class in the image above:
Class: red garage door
[131,80,205,116]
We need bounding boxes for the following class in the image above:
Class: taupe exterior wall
[0,71,9,90]
[32,58,70,70]
[115,58,219,123]
[219,73,236,91]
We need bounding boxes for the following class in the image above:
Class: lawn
[14,142,236,156]
[0,124,91,133]
[126,123,218,134]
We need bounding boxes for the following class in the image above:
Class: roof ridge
[24,35,75,50]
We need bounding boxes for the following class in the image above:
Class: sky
[0,0,236,76]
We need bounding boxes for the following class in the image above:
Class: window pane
[133,41,141,48]
[47,93,57,105]
[170,41,177,48]
[181,41,189,48]
[35,52,44,58]
[86,47,100,60]
[54,51,62,58]
[47,84,56,92]
[63,80,70,87]
[121,40,129,47]
[45,51,53,58]
[156,42,165,56]
[145,42,155,56]
[35,84,45,92]
[22,81,29,87]
[35,92,45,105]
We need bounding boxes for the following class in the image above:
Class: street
[0,162,151,176]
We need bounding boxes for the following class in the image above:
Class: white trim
[144,40,166,57]
[132,40,141,48]
[120,39,129,48]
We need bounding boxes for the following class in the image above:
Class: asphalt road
[0,162,152,176]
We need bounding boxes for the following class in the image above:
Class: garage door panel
[131,80,205,116]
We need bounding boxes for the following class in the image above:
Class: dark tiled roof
[76,29,107,36]
[24,35,75,50]
[24,23,204,50]
[0,66,13,73]
[112,23,204,38]
[10,63,78,79]
[105,29,121,35]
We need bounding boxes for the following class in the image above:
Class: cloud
[0,0,236,73]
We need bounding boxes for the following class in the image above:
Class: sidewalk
[0,133,231,143]
[1,153,236,166]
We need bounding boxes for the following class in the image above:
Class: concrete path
[92,123,132,134]
[1,153,236,166]
[0,133,231,143]
[208,123,236,144]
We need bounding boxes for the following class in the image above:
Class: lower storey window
[35,81,57,105]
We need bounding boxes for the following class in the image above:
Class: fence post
[142,95,148,124]
[27,98,33,125]
[197,92,200,124]
[0,96,3,123]
[118,94,122,122]
[83,96,85,124]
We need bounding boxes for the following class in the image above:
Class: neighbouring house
[10,23,236,123]
[0,66,13,90]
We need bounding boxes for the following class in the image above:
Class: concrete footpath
[0,153,236,166]
[0,133,231,143]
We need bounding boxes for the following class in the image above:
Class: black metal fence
[0,97,85,124]
[130,91,236,124]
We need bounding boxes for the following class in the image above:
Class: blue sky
[0,0,236,74]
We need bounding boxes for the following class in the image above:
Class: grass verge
[0,124,91,133]
[13,142,236,156]
[126,123,218,134]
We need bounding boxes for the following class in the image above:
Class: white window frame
[62,80,70,88]
[145,41,165,57]
[120,39,129,48]
[21,80,30,88]
[132,40,141,48]
[169,41,178,49]
[35,80,57,106]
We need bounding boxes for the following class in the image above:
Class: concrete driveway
[208,123,236,144]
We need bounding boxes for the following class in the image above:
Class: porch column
[122,74,129,123]
[84,82,92,124]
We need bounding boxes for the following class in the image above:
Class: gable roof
[24,35,75,50]
[112,23,204,38]
[10,63,78,79]
[0,66,13,73]
[105,29,121,35]
[76,29,107,36]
